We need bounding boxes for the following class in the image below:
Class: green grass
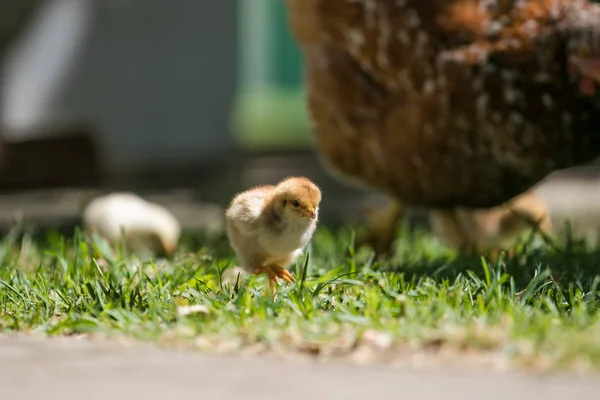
[2,223,600,371]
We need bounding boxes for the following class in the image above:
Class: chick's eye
[291,200,300,207]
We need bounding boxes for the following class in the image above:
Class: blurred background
[1,0,600,241]
[0,0,388,235]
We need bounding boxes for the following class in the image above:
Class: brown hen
[285,0,600,254]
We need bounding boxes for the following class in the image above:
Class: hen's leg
[430,209,480,256]
[254,264,295,293]
[358,198,403,258]
[569,56,600,96]
[485,248,510,263]
[430,209,468,251]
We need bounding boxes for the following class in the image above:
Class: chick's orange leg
[358,198,403,258]
[254,264,295,293]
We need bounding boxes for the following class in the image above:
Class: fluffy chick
[429,190,552,257]
[225,177,321,292]
[83,193,181,256]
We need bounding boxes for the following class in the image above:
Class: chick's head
[133,229,178,257]
[274,177,321,221]
[145,204,181,256]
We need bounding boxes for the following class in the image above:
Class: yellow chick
[225,176,321,292]
[83,192,181,256]
[429,190,553,257]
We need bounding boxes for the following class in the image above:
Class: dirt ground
[2,334,600,400]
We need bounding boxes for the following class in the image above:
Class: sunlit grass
[1,223,600,371]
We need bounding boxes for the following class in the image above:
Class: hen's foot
[357,198,404,259]
[460,246,512,264]
[485,248,514,263]
[254,264,295,293]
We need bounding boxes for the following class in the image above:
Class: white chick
[83,192,181,256]
[225,176,321,292]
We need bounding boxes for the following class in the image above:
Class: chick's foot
[254,264,295,293]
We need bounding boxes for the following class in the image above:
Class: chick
[225,177,321,292]
[83,192,181,256]
[429,190,553,257]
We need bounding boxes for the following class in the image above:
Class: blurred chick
[429,190,553,257]
[225,177,321,292]
[83,193,181,257]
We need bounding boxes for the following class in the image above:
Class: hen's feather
[286,0,600,208]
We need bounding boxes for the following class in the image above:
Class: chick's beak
[162,240,178,256]
[305,207,316,219]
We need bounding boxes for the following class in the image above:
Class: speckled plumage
[286,0,600,208]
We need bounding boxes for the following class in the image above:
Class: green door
[233,0,311,150]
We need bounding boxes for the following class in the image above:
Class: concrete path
[1,335,600,400]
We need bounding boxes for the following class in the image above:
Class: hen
[285,0,600,254]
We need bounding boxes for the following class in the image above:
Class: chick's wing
[225,188,272,237]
